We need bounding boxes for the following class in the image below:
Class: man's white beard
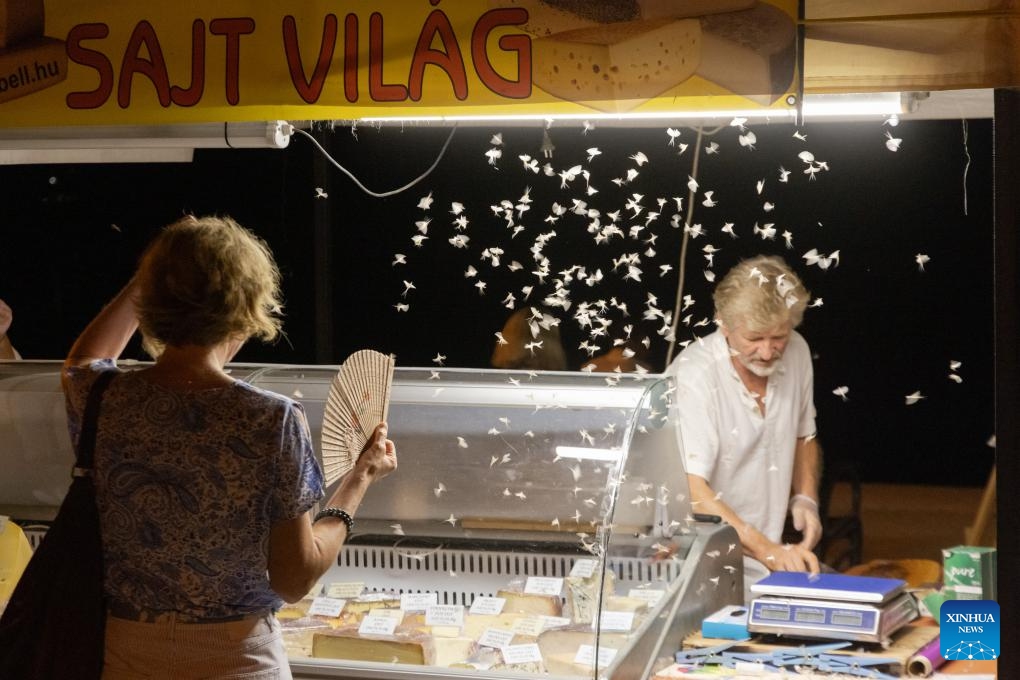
[740,355,780,377]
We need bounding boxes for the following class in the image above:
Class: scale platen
[747,572,919,644]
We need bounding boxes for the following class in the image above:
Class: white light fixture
[0,121,292,165]
[554,446,622,462]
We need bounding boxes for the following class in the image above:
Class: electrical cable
[290,124,458,198]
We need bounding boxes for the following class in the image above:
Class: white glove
[789,494,822,551]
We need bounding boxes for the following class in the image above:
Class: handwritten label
[627,588,666,606]
[358,614,399,636]
[478,628,515,648]
[599,611,635,631]
[400,592,438,612]
[425,604,465,628]
[307,597,346,617]
[524,576,563,596]
[501,643,544,664]
[510,616,546,637]
[570,559,598,578]
[574,644,618,668]
[540,615,572,630]
[326,581,365,598]
[469,596,506,615]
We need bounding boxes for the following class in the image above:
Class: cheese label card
[540,615,572,630]
[400,592,438,611]
[478,628,515,649]
[501,643,544,664]
[627,588,666,606]
[425,604,465,628]
[599,610,635,631]
[326,581,365,598]
[574,643,618,668]
[524,576,564,596]
[307,597,346,618]
[469,596,506,615]
[359,613,399,636]
[570,558,598,578]
[510,616,546,637]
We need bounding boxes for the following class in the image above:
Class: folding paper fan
[321,349,395,485]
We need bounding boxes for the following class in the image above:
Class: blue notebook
[750,571,906,604]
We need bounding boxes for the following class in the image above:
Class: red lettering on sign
[170,19,205,106]
[368,12,407,102]
[343,14,358,103]
[66,23,113,109]
[408,10,466,101]
[473,9,530,99]
[210,18,254,105]
[119,21,171,108]
[282,15,337,104]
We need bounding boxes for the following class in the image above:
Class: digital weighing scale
[747,572,919,644]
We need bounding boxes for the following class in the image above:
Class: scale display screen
[794,609,827,624]
[831,611,864,627]
[758,605,790,621]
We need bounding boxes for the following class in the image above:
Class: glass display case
[0,361,742,679]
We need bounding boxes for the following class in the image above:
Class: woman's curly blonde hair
[135,215,283,357]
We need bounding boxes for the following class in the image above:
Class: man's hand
[753,538,820,575]
[789,494,822,551]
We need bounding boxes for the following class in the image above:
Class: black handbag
[0,369,116,680]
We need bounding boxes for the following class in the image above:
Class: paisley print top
[64,360,324,620]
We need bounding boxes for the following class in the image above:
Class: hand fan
[321,349,395,485]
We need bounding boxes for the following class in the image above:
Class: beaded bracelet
[313,507,355,533]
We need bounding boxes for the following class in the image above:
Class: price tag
[358,614,399,636]
[574,644,618,668]
[599,611,635,631]
[478,628,515,648]
[469,596,506,615]
[627,588,665,606]
[307,597,346,617]
[524,576,563,596]
[326,582,365,598]
[425,604,465,628]
[501,643,543,664]
[540,615,572,630]
[510,616,546,637]
[400,592,438,612]
[569,559,598,578]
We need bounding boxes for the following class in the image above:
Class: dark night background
[0,117,995,487]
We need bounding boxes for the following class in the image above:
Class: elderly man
[668,255,821,598]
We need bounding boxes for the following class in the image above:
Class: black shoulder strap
[75,370,117,470]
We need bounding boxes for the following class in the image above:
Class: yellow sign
[0,0,798,127]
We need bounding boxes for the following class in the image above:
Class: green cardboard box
[942,545,997,600]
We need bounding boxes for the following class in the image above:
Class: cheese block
[697,3,796,104]
[0,0,43,49]
[491,0,753,37]
[533,18,701,112]
[276,599,314,621]
[312,627,435,665]
[497,588,563,617]
[604,595,649,613]
[279,617,332,658]
[537,626,632,676]
[565,571,616,625]
[433,636,478,667]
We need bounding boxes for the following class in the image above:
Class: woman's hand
[355,422,397,482]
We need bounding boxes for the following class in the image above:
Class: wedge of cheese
[697,2,796,104]
[533,18,701,112]
[565,571,616,625]
[537,626,632,676]
[312,627,435,665]
[497,588,563,617]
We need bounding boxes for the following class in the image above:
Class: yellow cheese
[537,627,632,676]
[0,0,43,49]
[490,0,753,36]
[697,3,796,104]
[533,18,701,112]
[312,627,435,665]
[497,589,563,617]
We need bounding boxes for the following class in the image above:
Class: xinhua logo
[940,600,999,661]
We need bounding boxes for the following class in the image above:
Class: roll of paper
[907,636,945,677]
